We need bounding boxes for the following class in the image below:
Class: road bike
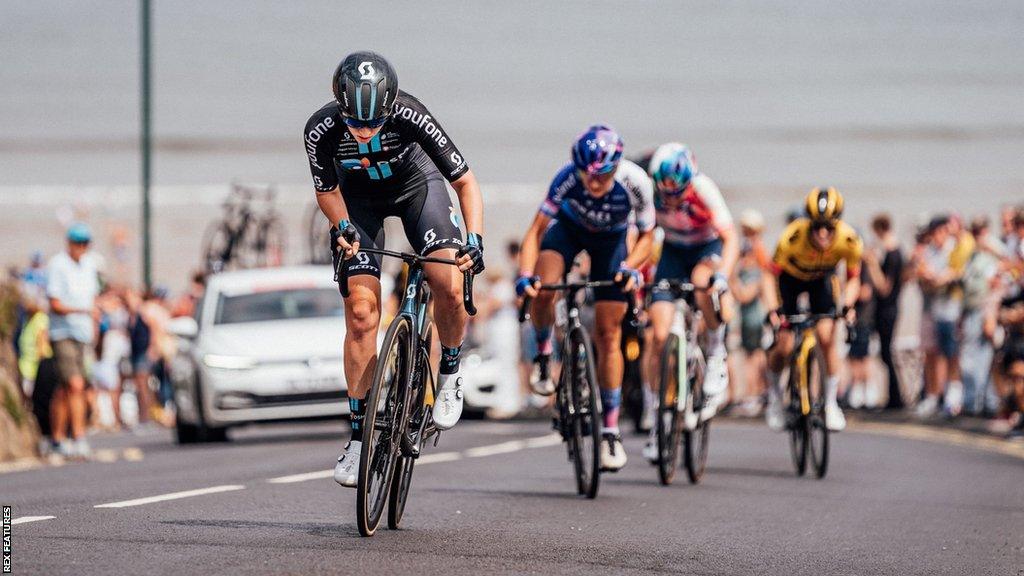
[335,247,476,536]
[648,280,719,485]
[519,280,611,499]
[202,183,285,274]
[306,201,334,265]
[770,312,841,479]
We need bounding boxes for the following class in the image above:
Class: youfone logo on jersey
[393,103,448,148]
[305,116,335,170]
[358,62,375,79]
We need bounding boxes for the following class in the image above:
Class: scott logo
[450,151,463,166]
[358,62,375,79]
[356,252,370,265]
[424,228,436,243]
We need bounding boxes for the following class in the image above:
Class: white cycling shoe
[825,401,847,432]
[432,371,464,431]
[702,353,729,419]
[599,433,628,472]
[765,388,786,432]
[334,440,361,488]
[529,354,555,396]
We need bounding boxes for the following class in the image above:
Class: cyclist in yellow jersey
[764,187,862,432]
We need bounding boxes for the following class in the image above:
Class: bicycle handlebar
[333,247,477,316]
[517,280,617,323]
[644,279,722,317]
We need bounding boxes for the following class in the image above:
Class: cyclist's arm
[450,169,483,236]
[518,211,552,276]
[718,225,740,278]
[622,228,654,270]
[315,187,349,229]
[841,232,864,311]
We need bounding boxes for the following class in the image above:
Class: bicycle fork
[796,329,817,416]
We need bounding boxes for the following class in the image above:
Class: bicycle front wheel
[682,346,710,484]
[357,316,412,537]
[807,344,830,479]
[566,327,602,499]
[787,365,809,477]
[657,333,684,486]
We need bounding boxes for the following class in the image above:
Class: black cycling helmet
[332,51,398,127]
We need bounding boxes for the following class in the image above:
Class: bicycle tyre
[389,317,434,529]
[256,214,287,268]
[567,327,602,499]
[357,316,412,537]
[787,363,809,477]
[657,333,684,486]
[202,221,234,274]
[683,346,710,484]
[807,344,830,479]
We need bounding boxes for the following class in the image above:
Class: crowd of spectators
[723,204,1024,439]
[9,223,205,459]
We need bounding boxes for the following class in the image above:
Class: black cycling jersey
[304,90,469,201]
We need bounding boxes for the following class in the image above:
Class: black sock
[440,343,463,375]
[349,397,365,442]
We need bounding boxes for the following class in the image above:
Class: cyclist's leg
[645,242,687,399]
[533,220,578,353]
[687,239,730,407]
[765,273,799,430]
[333,196,386,486]
[401,177,474,429]
[589,231,630,434]
[810,275,844,429]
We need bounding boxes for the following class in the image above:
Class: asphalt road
[4,418,1023,575]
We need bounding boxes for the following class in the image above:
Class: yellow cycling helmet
[804,186,844,224]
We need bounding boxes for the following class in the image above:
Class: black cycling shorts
[332,176,464,282]
[777,272,837,316]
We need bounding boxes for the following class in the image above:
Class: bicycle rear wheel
[357,316,412,537]
[566,327,602,499]
[807,344,830,479]
[683,347,710,484]
[656,334,684,486]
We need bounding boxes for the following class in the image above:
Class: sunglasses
[343,115,388,130]
[811,221,836,233]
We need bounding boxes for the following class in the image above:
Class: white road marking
[416,451,461,464]
[263,434,561,485]
[464,440,526,458]
[94,485,246,508]
[266,470,334,484]
[11,516,55,525]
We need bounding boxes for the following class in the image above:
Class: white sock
[826,375,840,405]
[643,387,658,410]
[767,370,782,398]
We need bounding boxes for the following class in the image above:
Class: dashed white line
[94,485,246,509]
[11,516,55,525]
[464,440,526,458]
[264,434,560,485]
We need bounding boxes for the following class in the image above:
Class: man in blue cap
[47,222,101,458]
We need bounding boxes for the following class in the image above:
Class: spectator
[21,251,48,296]
[46,223,101,458]
[960,217,1002,415]
[863,213,905,410]
[126,289,156,425]
[913,216,959,417]
[170,271,206,318]
[846,264,876,409]
[729,211,772,416]
[92,287,131,429]
[17,292,51,397]
[997,342,1024,439]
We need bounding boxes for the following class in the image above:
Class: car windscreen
[214,288,343,325]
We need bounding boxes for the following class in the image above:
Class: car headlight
[203,354,257,370]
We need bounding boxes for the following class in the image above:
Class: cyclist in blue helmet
[516,124,655,472]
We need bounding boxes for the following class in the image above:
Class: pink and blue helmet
[649,142,697,197]
[572,124,623,176]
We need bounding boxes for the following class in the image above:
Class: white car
[167,266,348,443]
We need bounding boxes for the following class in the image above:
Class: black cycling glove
[458,232,485,275]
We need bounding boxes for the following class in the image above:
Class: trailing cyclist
[765,187,862,432]
[516,125,655,472]
[632,144,737,461]
[304,51,485,487]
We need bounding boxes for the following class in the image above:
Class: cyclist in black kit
[305,51,485,488]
